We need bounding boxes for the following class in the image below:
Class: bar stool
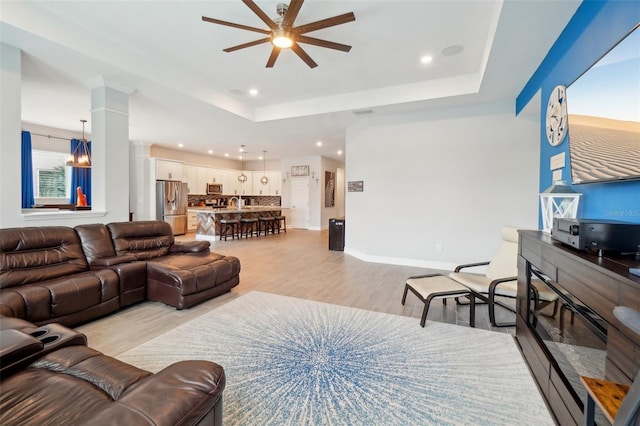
[240,217,259,238]
[274,215,286,233]
[259,216,275,236]
[218,219,240,241]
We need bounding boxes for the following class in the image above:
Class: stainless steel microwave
[207,183,223,195]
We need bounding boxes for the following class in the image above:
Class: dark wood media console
[516,230,640,425]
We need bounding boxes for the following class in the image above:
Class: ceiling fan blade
[281,0,304,29]
[202,16,270,35]
[291,43,318,68]
[266,47,281,68]
[296,35,352,52]
[293,12,356,35]
[242,0,277,30]
[223,37,271,53]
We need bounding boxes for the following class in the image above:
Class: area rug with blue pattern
[118,291,553,425]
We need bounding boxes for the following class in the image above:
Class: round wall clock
[545,85,568,146]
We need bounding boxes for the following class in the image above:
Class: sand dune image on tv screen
[568,114,640,184]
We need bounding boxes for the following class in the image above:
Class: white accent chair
[448,226,558,327]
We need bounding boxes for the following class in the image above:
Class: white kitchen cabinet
[250,170,281,195]
[155,159,183,181]
[240,170,252,196]
[183,165,200,194]
[227,169,252,195]
[196,166,212,195]
[187,210,197,231]
[209,168,228,193]
[252,172,269,195]
[224,169,239,195]
[269,171,282,195]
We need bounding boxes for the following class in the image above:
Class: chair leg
[401,284,409,305]
[488,292,516,327]
[469,294,476,328]
[420,295,434,327]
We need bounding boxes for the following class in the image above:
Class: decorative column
[130,140,152,220]
[87,76,133,221]
[0,43,23,227]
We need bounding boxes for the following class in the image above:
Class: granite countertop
[189,206,282,214]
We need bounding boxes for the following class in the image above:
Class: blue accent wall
[517,0,640,224]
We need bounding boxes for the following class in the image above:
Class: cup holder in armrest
[40,335,60,345]
[30,329,48,338]
[28,328,63,345]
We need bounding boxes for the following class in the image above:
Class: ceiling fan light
[272,30,293,48]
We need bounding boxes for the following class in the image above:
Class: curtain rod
[30,132,73,142]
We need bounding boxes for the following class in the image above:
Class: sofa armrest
[86,360,225,425]
[90,254,137,268]
[0,329,44,370]
[170,241,210,254]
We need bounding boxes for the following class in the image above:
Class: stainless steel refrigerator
[156,181,188,235]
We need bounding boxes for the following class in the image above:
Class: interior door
[290,178,309,229]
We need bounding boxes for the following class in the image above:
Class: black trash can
[329,217,345,251]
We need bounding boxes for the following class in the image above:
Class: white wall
[345,101,540,270]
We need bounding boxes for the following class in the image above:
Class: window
[37,166,66,197]
[32,150,71,201]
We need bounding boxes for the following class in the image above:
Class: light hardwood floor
[77,229,516,357]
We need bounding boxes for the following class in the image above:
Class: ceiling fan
[202,0,356,68]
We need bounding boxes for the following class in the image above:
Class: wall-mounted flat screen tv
[566,25,640,184]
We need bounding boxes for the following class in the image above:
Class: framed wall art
[325,171,335,207]
[291,165,309,176]
[348,181,364,192]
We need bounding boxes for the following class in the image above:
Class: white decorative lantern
[539,180,581,233]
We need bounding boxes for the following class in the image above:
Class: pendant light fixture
[66,119,92,168]
[260,150,269,185]
[238,145,247,183]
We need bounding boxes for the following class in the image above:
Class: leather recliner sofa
[0,220,241,326]
[0,315,225,425]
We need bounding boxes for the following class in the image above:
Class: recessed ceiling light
[337,150,343,156]
[316,141,323,147]
[208,150,213,154]
[258,156,263,160]
[249,88,259,96]
[224,153,229,157]
[441,45,464,56]
[178,143,184,148]
[420,55,433,64]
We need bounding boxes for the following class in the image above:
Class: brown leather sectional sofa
[0,220,241,326]
[1,315,225,425]
[0,220,237,425]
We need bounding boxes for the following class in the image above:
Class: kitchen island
[191,206,282,241]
